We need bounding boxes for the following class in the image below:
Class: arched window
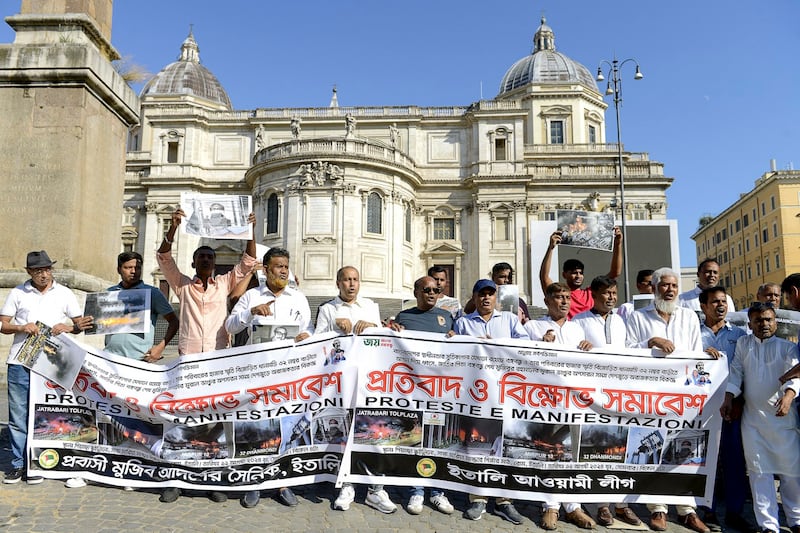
[404,204,412,242]
[265,193,279,234]
[366,192,382,234]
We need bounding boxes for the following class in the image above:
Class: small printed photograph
[180,192,252,240]
[557,209,615,251]
[280,413,313,453]
[683,361,713,387]
[354,408,423,447]
[322,338,347,366]
[625,427,666,465]
[421,413,501,456]
[83,289,150,335]
[28,333,86,390]
[496,285,520,315]
[312,408,351,445]
[250,323,299,345]
[660,429,709,466]
[98,414,163,452]
[578,424,628,463]
[233,419,282,457]
[157,422,232,460]
[33,405,98,443]
[502,420,576,461]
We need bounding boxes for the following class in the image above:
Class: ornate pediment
[422,241,465,256]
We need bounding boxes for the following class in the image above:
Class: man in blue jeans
[1,251,93,485]
[391,276,455,515]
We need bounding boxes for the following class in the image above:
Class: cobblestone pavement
[0,382,763,533]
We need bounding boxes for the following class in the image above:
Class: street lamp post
[596,57,642,301]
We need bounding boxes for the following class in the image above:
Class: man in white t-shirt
[1,251,92,486]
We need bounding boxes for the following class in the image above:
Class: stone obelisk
[0,0,138,287]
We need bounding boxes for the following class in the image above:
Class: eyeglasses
[749,301,775,311]
[421,287,442,294]
[28,267,52,275]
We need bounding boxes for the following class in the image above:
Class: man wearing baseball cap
[1,251,93,485]
[453,279,528,524]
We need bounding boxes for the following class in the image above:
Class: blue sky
[2,1,797,266]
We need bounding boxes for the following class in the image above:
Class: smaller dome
[141,29,232,109]
[498,17,598,96]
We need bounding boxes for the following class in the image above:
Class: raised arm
[606,226,623,279]
[245,212,257,259]
[539,231,561,294]
[157,208,184,254]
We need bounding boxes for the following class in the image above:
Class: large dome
[141,30,232,109]
[498,17,598,96]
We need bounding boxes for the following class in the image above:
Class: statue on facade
[290,116,301,140]
[389,123,399,148]
[255,124,266,151]
[345,113,356,138]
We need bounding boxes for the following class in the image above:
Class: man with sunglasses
[393,276,454,335]
[2,251,93,485]
[391,275,455,516]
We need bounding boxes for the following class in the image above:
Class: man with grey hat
[1,251,93,485]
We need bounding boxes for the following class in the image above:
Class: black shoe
[724,513,753,532]
[703,512,723,532]
[159,487,181,503]
[3,467,23,484]
[208,491,228,503]
[241,490,260,508]
[279,487,298,507]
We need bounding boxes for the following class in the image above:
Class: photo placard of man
[539,227,623,319]
[1,251,93,486]
[156,207,257,355]
[721,303,800,533]
[104,252,179,363]
[315,266,395,514]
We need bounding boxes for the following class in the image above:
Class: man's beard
[269,272,289,290]
[654,298,677,315]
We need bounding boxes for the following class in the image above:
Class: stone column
[0,0,139,286]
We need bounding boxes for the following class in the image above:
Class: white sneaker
[407,494,424,515]
[430,493,454,514]
[65,477,86,488]
[365,489,397,514]
[334,484,355,511]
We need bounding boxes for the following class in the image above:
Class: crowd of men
[3,218,800,533]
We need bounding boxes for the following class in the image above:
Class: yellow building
[691,168,800,309]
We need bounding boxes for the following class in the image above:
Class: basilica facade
[124,18,672,313]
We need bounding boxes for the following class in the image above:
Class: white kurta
[727,334,800,475]
[524,316,584,346]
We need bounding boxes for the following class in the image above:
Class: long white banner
[27,330,725,505]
